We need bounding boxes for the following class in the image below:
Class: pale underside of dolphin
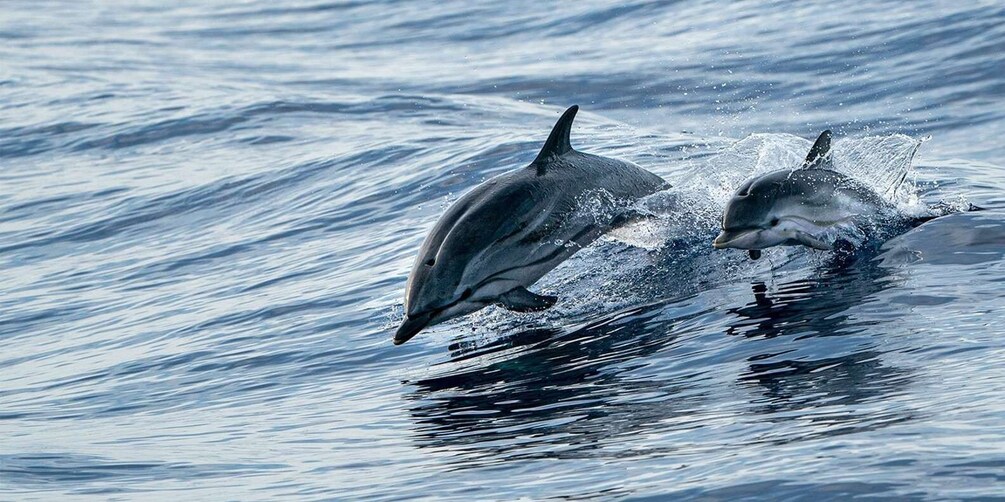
[394,105,668,345]
[713,130,898,259]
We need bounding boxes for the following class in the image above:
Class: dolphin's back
[782,170,890,215]
[558,150,667,199]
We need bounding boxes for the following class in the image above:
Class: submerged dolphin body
[394,106,668,345]
[713,131,899,259]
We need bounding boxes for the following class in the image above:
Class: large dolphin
[394,105,668,345]
[713,130,899,259]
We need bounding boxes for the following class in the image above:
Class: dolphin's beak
[713,230,743,249]
[393,312,433,345]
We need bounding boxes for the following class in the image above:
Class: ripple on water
[2,0,1005,499]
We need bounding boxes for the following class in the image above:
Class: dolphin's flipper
[532,105,579,173]
[498,287,558,312]
[794,231,833,250]
[802,130,832,169]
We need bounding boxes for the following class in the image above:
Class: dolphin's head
[394,181,531,345]
[713,172,835,252]
[394,297,487,346]
[394,250,491,345]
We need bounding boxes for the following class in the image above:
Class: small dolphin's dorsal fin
[532,105,578,173]
[801,130,832,169]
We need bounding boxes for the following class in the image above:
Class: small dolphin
[395,105,667,345]
[713,130,898,259]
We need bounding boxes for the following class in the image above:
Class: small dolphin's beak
[393,312,433,345]
[714,229,764,250]
[713,230,740,249]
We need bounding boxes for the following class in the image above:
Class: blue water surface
[2,1,1005,500]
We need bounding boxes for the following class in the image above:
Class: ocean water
[2,1,1005,500]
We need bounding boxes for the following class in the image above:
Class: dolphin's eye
[770,218,780,226]
[425,258,435,266]
[460,288,472,300]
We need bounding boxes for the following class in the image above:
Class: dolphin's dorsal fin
[801,130,832,169]
[532,105,578,173]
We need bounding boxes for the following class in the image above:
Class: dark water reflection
[730,255,916,441]
[406,302,709,464]
[728,250,898,340]
[407,252,918,463]
[5,0,1005,497]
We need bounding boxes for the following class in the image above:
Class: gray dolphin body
[713,131,897,259]
[395,106,668,345]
